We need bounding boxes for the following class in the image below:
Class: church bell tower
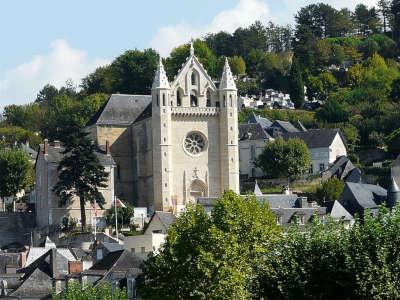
[152,57,173,211]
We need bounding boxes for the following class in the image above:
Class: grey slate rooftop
[283,128,345,148]
[86,94,151,126]
[271,120,300,133]
[247,112,273,129]
[38,142,115,166]
[239,123,271,141]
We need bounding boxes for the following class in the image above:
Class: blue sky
[0,0,377,109]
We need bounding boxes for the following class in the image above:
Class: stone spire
[387,176,400,208]
[190,40,194,56]
[219,57,237,90]
[152,56,170,89]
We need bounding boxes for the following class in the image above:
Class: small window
[131,248,135,254]
[117,165,121,180]
[309,164,314,174]
[230,95,233,107]
[141,247,146,253]
[162,94,166,106]
[216,101,220,107]
[190,90,198,107]
[223,95,226,107]
[206,90,211,107]
[176,90,182,106]
[191,72,197,85]
[250,145,256,160]
[319,163,325,172]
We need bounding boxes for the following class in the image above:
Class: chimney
[106,140,110,155]
[43,139,49,155]
[68,261,83,274]
[53,140,61,148]
[50,248,58,278]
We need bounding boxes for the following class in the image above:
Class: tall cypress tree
[289,57,305,109]
[53,131,109,231]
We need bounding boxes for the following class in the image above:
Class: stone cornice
[171,107,220,116]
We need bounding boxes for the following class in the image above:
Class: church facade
[87,44,239,212]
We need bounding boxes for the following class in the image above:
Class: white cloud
[150,0,271,57]
[0,39,109,110]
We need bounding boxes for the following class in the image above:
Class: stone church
[86,43,239,212]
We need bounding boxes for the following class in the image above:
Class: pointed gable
[170,49,217,94]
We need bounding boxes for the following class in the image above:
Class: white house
[283,129,347,174]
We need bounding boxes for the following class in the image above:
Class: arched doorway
[189,179,207,202]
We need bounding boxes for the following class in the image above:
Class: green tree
[54,282,127,299]
[53,132,109,230]
[316,177,345,204]
[387,128,400,156]
[390,78,400,102]
[289,57,305,108]
[35,84,59,106]
[316,99,349,123]
[138,191,280,299]
[307,71,338,101]
[256,137,311,181]
[105,205,134,230]
[228,56,246,75]
[0,148,32,199]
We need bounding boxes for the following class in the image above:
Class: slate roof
[86,94,151,126]
[100,241,123,253]
[271,120,300,133]
[155,211,176,229]
[247,112,273,129]
[329,200,354,221]
[39,143,115,166]
[295,120,307,132]
[133,103,152,124]
[339,182,387,216]
[256,194,299,208]
[283,129,344,149]
[322,156,360,182]
[239,123,271,140]
[85,250,142,282]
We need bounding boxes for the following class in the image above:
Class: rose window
[184,132,206,155]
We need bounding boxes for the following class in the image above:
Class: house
[86,44,240,212]
[268,120,300,137]
[196,183,326,226]
[322,156,362,183]
[326,200,355,227]
[80,250,141,299]
[238,123,273,178]
[339,182,387,217]
[144,211,176,235]
[123,233,166,260]
[92,241,123,262]
[32,140,115,231]
[9,247,80,298]
[283,129,347,174]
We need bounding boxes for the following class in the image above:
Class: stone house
[32,140,115,231]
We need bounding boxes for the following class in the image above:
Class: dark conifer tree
[53,131,109,231]
[289,57,305,109]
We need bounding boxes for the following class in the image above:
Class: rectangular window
[215,101,220,107]
[141,247,146,253]
[131,248,135,254]
[309,164,313,174]
[250,145,256,161]
[117,165,121,180]
[319,163,325,172]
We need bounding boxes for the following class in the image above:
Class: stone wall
[0,213,35,247]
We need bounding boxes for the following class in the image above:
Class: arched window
[162,94,166,106]
[191,72,197,85]
[206,90,211,107]
[190,90,198,107]
[176,89,182,107]
[223,95,226,107]
[229,95,233,107]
